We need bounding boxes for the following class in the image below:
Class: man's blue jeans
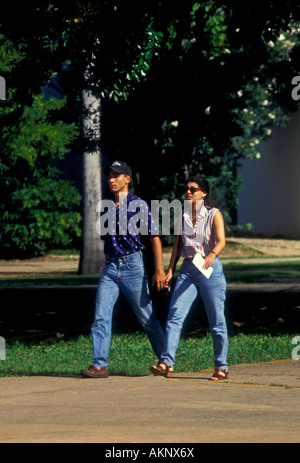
[91,251,165,368]
[161,258,228,369]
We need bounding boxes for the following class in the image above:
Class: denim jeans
[91,251,165,368]
[161,258,228,369]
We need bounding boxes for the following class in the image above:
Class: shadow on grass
[1,289,299,345]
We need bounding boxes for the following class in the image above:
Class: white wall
[237,111,300,239]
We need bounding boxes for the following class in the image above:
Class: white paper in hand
[192,253,214,279]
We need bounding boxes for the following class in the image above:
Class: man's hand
[150,236,166,291]
[152,267,166,291]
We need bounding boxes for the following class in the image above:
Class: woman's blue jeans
[91,251,165,368]
[161,258,228,369]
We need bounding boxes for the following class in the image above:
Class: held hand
[152,268,166,292]
[164,269,173,289]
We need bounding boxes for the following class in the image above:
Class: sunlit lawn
[0,331,296,377]
[0,259,299,377]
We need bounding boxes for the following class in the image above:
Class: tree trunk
[78,88,105,275]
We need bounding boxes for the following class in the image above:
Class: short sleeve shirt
[103,191,159,257]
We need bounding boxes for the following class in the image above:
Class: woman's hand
[202,253,216,269]
[164,268,173,289]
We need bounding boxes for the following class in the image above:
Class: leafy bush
[0,93,81,258]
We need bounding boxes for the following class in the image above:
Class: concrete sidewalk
[1,238,299,443]
[0,359,299,443]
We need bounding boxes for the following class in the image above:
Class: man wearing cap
[81,161,166,378]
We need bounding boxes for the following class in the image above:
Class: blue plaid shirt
[103,191,159,258]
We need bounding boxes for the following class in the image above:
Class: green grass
[0,259,298,377]
[222,261,300,284]
[1,260,300,287]
[0,332,296,377]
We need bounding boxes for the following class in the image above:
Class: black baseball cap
[104,161,132,177]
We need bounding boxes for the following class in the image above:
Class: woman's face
[185,182,206,204]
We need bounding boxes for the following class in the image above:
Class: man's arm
[150,236,166,291]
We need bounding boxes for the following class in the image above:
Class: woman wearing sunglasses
[150,176,228,380]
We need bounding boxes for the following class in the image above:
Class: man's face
[108,170,130,194]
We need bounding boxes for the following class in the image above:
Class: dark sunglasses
[184,186,201,194]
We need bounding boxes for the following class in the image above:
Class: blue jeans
[91,251,165,368]
[161,258,228,369]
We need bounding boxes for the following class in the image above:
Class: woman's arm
[165,234,183,287]
[202,210,226,269]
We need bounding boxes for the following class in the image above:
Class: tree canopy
[1,1,300,256]
[100,1,300,228]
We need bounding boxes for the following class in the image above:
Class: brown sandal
[150,361,173,378]
[209,368,229,381]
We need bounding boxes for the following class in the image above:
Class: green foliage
[0,94,81,257]
[2,2,300,242]
[59,2,166,101]
[101,2,300,228]
[0,36,81,258]
[2,177,81,256]
[108,18,164,102]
